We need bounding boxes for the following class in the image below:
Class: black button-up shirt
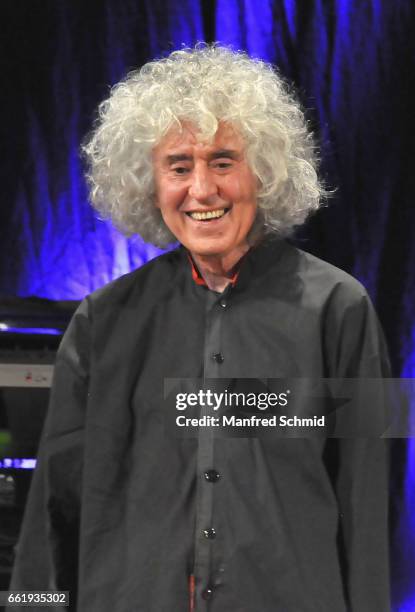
[10,239,390,611]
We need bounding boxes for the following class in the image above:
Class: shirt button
[212,352,224,363]
[219,298,227,308]
[203,527,216,539]
[202,587,214,600]
[204,470,220,483]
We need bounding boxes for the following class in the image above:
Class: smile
[186,208,230,221]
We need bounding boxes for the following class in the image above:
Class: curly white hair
[82,44,325,246]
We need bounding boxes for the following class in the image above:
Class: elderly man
[10,46,390,611]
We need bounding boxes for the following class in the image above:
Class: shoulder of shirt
[281,242,370,303]
[84,246,184,308]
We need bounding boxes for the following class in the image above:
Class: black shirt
[10,239,390,611]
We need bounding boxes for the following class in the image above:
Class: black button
[219,298,227,308]
[203,527,216,539]
[212,352,224,363]
[202,587,213,600]
[204,470,220,483]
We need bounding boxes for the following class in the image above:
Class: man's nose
[188,165,218,202]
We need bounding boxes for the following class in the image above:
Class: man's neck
[191,245,250,292]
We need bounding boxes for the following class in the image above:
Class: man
[10,45,390,611]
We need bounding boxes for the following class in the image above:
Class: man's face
[153,122,258,260]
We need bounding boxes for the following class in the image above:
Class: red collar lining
[187,254,239,287]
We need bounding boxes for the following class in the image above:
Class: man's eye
[213,161,232,169]
[172,166,189,175]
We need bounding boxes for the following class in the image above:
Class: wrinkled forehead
[154,120,246,155]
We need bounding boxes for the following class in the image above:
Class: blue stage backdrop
[1,1,414,608]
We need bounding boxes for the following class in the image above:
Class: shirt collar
[184,239,286,291]
[186,253,240,287]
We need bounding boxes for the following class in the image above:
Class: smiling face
[153,122,258,265]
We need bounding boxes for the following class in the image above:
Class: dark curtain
[1,1,414,608]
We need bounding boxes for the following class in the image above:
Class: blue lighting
[216,0,275,61]
[396,598,415,612]
[0,458,36,470]
[402,328,415,378]
[402,436,415,587]
[0,325,62,335]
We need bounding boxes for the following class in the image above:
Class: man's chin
[186,240,251,267]
[183,238,229,257]
[187,245,229,260]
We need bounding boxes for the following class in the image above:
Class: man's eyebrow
[209,149,239,159]
[165,149,240,164]
[166,154,193,164]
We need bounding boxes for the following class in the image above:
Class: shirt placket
[192,289,229,610]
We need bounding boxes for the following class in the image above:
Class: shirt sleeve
[7,298,91,612]
[324,285,391,612]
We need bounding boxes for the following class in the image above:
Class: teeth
[189,209,226,220]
